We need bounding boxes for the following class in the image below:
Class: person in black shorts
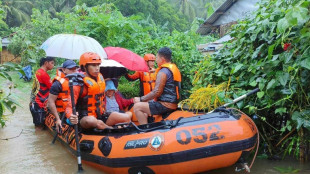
[133,47,182,124]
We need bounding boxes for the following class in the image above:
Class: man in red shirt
[30,57,55,129]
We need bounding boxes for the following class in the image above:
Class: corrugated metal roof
[197,0,259,35]
[197,0,237,35]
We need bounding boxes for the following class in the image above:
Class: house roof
[2,37,11,47]
[197,0,260,35]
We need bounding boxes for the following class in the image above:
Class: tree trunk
[299,128,305,163]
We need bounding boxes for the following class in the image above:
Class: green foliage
[193,0,310,158]
[195,0,310,126]
[0,2,10,37]
[77,0,189,31]
[167,0,226,22]
[48,0,77,18]
[0,63,23,127]
[8,9,64,68]
[118,77,139,98]
[0,20,10,37]
[9,4,205,99]
[76,0,105,7]
[281,135,300,159]
[292,110,310,130]
[2,0,33,27]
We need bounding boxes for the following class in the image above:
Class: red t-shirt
[32,68,52,108]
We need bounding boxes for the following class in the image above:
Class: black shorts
[79,110,111,123]
[148,100,174,117]
[97,112,112,123]
[29,102,47,126]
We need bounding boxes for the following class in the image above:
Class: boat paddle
[51,112,66,144]
[209,88,260,113]
[67,74,83,172]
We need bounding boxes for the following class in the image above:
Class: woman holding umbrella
[65,52,132,130]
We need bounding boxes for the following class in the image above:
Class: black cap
[62,60,78,69]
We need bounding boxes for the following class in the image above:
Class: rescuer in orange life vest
[125,53,156,96]
[66,52,132,130]
[133,47,181,125]
[48,60,78,133]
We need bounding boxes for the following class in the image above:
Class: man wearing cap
[48,60,78,133]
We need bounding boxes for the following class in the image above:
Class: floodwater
[0,87,309,174]
[0,87,102,174]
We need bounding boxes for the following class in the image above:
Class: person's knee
[126,111,133,118]
[118,113,131,122]
[133,103,143,113]
[124,114,131,122]
[81,116,97,129]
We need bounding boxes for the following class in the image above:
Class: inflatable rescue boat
[45,107,258,174]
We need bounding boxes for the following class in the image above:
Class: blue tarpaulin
[18,65,32,81]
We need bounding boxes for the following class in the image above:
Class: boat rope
[249,122,260,170]
[0,129,23,140]
[232,108,260,173]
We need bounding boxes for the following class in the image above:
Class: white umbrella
[40,34,107,60]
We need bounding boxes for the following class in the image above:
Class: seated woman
[104,80,133,116]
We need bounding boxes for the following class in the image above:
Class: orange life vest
[141,71,156,95]
[83,74,106,118]
[155,63,182,102]
[52,69,69,113]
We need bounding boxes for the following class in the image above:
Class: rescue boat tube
[45,108,258,174]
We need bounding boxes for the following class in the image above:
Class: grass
[0,71,32,103]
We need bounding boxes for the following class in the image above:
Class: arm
[140,72,167,102]
[48,94,62,132]
[115,92,133,110]
[41,71,52,89]
[125,71,140,81]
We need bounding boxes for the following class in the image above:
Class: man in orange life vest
[48,60,78,133]
[30,57,55,129]
[66,52,132,129]
[125,54,156,96]
[133,47,181,125]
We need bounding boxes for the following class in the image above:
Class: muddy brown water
[0,86,309,174]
